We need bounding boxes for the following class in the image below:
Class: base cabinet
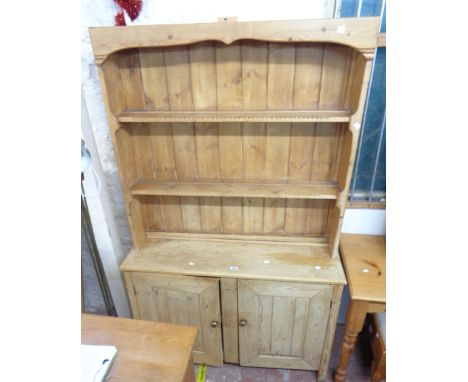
[125,272,340,375]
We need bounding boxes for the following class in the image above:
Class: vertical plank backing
[130,123,154,181]
[171,123,201,228]
[306,200,331,236]
[150,123,177,180]
[263,198,285,234]
[171,126,198,179]
[264,41,293,227]
[189,42,217,110]
[222,197,243,233]
[242,41,267,178]
[242,124,266,179]
[149,122,180,232]
[310,123,342,182]
[242,198,264,233]
[194,123,220,180]
[219,123,242,180]
[241,41,268,109]
[319,46,352,110]
[200,196,222,232]
[164,46,203,233]
[220,278,239,363]
[284,199,307,235]
[180,196,202,231]
[139,48,170,110]
[265,123,290,180]
[216,43,242,110]
[140,196,163,231]
[267,43,295,110]
[217,42,243,181]
[288,123,316,182]
[293,43,324,110]
[164,46,194,110]
[194,122,222,231]
[119,49,145,109]
[159,195,183,231]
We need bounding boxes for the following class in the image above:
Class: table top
[339,234,386,303]
[81,314,197,382]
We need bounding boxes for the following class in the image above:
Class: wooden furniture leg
[334,300,368,382]
[371,353,386,382]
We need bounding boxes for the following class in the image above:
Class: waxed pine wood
[238,279,332,370]
[90,17,379,377]
[126,272,223,366]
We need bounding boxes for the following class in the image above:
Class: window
[337,0,386,204]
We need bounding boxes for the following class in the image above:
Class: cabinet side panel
[318,285,344,380]
[302,286,333,369]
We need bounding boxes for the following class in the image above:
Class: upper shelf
[131,180,339,199]
[117,110,351,123]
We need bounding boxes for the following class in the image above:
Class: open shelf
[120,238,346,284]
[117,110,351,123]
[131,180,340,199]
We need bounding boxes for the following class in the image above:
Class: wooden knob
[210,320,219,328]
[239,319,247,327]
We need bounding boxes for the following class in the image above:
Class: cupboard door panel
[131,272,223,366]
[238,279,332,370]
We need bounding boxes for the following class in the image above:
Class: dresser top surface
[121,238,347,285]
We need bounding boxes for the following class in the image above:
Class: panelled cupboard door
[238,279,332,370]
[129,272,223,366]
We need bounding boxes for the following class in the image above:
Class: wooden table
[82,314,197,382]
[334,234,386,382]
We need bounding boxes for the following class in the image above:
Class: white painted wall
[82,91,131,317]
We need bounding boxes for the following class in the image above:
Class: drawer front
[125,272,223,366]
[238,279,332,370]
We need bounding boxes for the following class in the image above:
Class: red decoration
[115,11,126,26]
[114,0,142,26]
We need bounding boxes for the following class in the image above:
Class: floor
[82,243,379,381]
[193,325,375,381]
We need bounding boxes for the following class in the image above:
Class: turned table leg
[334,300,368,382]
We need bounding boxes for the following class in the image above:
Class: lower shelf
[120,238,346,285]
